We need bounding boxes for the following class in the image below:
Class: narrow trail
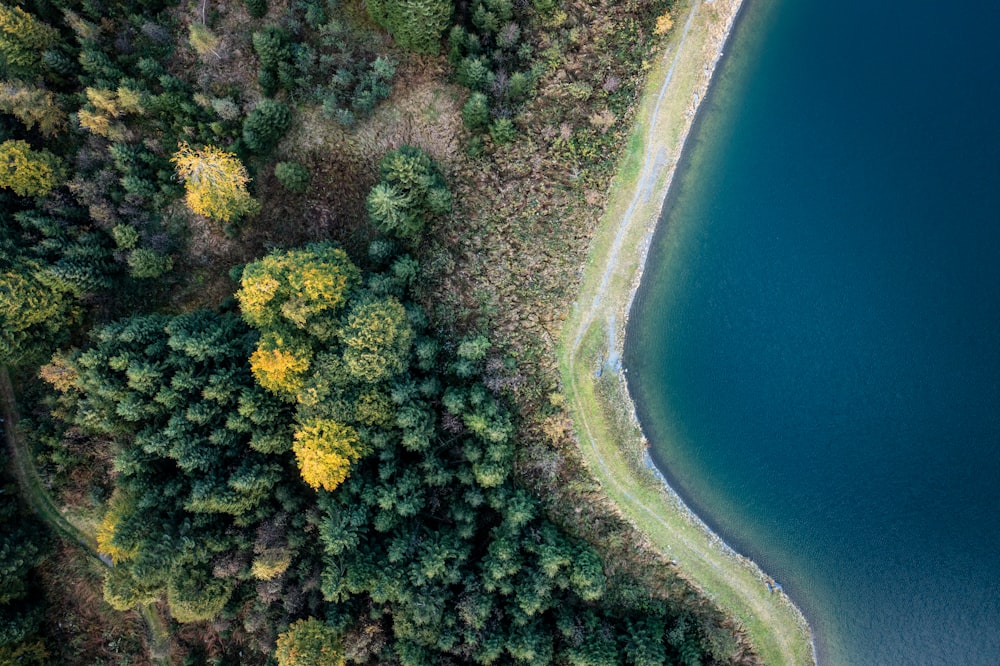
[560,0,814,663]
[0,367,171,665]
[575,0,703,347]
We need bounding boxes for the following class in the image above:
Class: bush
[127,248,172,278]
[461,92,490,131]
[274,161,310,193]
[242,99,291,153]
[252,26,291,70]
[489,118,516,145]
[245,0,268,19]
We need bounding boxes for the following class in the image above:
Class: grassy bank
[557,0,816,663]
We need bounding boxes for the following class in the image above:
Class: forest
[0,0,757,663]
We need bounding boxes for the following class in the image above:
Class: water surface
[625,0,1000,663]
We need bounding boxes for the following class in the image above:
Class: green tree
[367,0,452,54]
[166,567,233,623]
[461,91,490,131]
[0,262,76,366]
[0,459,48,660]
[245,0,269,18]
[242,99,291,153]
[338,296,413,383]
[366,146,451,239]
[126,248,173,278]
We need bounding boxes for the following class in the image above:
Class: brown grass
[38,543,150,665]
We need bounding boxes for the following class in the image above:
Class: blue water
[624,1,1000,663]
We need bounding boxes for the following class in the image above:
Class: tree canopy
[172,142,260,223]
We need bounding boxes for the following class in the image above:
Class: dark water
[624,0,1000,663]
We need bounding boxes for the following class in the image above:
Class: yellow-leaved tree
[249,334,313,398]
[171,142,259,222]
[275,618,346,666]
[292,418,363,492]
[0,139,63,197]
[96,496,137,564]
[0,80,66,136]
[238,243,361,399]
[237,244,360,337]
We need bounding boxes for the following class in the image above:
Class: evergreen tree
[366,146,451,239]
[367,0,453,55]
[242,99,291,153]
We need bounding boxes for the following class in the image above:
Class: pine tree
[367,0,452,55]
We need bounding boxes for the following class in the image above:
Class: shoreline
[557,0,816,663]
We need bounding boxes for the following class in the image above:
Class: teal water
[624,1,1000,664]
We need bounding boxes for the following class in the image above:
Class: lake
[624,0,1000,663]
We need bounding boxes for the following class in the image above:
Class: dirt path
[0,367,172,665]
[558,0,815,663]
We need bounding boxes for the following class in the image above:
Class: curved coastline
[557,0,815,663]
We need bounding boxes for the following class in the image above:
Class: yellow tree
[0,5,57,77]
[249,333,312,398]
[0,139,63,197]
[292,418,363,491]
[276,618,346,666]
[96,496,138,564]
[237,243,361,337]
[0,80,66,136]
[171,142,259,222]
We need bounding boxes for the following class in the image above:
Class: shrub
[245,0,268,19]
[461,92,490,131]
[489,118,516,144]
[274,161,310,192]
[127,248,172,278]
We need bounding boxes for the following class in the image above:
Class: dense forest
[0,0,756,663]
